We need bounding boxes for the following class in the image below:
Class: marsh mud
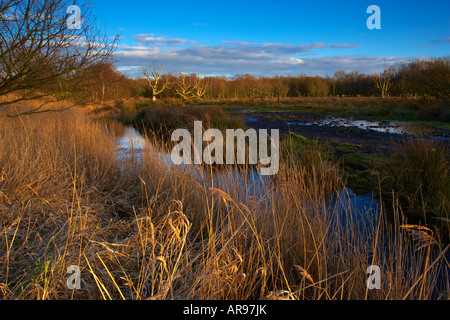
[231,110,450,155]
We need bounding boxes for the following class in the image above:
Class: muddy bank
[231,111,449,155]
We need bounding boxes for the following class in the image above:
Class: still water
[115,125,381,229]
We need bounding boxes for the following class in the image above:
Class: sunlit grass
[0,107,448,300]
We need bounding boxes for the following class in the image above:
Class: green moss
[289,132,307,142]
[325,141,385,194]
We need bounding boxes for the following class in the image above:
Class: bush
[135,104,245,142]
[380,137,449,221]
[114,99,124,109]
[419,101,450,121]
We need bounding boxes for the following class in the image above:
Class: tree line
[0,0,448,117]
[122,57,450,103]
[63,56,449,106]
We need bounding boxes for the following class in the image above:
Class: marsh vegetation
[0,0,448,300]
[1,104,448,300]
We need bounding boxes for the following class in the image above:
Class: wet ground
[114,125,382,227]
[230,110,450,155]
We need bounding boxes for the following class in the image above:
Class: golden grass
[0,106,448,300]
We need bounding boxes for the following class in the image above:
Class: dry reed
[0,106,448,300]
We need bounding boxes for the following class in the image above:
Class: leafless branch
[142,60,171,101]
[0,0,118,116]
[374,64,393,98]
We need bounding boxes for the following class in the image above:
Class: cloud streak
[330,43,364,49]
[191,22,210,27]
[114,35,409,77]
[431,37,450,44]
[134,34,196,46]
[418,37,450,47]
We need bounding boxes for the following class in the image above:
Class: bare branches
[0,0,18,16]
[193,75,208,99]
[141,65,209,103]
[172,72,209,102]
[253,76,271,102]
[142,61,171,101]
[0,0,118,116]
[272,75,288,105]
[5,100,77,118]
[174,72,196,102]
[404,57,450,100]
[374,64,394,98]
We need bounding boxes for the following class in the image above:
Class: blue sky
[90,0,449,77]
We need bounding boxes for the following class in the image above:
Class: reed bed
[0,107,448,300]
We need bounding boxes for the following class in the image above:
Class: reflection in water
[285,116,406,134]
[117,127,148,151]
[110,122,447,296]
[330,188,381,238]
[245,113,449,138]
[115,125,381,228]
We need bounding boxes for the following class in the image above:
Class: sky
[90,0,450,78]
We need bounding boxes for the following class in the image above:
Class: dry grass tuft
[400,225,437,251]
[0,105,448,300]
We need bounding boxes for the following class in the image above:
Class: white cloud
[114,35,409,77]
[134,34,195,46]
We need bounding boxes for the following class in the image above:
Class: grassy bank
[1,106,449,300]
[380,137,449,223]
[127,103,244,139]
[118,100,449,234]
[190,97,450,129]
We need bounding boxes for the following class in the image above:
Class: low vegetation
[195,96,449,125]
[123,103,244,141]
[0,1,448,301]
[380,137,449,223]
[1,106,448,300]
[119,100,449,233]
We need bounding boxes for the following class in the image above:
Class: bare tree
[405,57,450,100]
[175,72,196,102]
[142,61,171,101]
[0,0,118,117]
[374,64,394,98]
[272,75,288,104]
[78,61,128,104]
[193,74,208,99]
[253,76,271,102]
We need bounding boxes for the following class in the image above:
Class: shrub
[380,137,449,222]
[136,104,245,141]
[280,134,342,195]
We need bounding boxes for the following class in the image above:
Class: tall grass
[122,103,244,141]
[0,107,448,300]
[380,137,449,220]
[279,133,342,196]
